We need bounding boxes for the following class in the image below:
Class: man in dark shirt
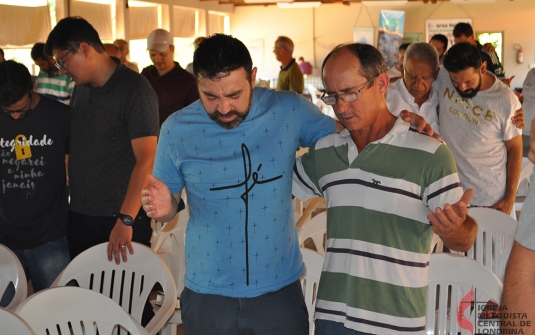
[45,17,160,264]
[452,23,511,85]
[142,29,199,126]
[0,60,70,294]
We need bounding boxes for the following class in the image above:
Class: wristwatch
[114,212,134,226]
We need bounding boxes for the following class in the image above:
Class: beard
[455,74,482,99]
[209,109,250,130]
[207,90,253,130]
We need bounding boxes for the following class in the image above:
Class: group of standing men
[0,15,528,335]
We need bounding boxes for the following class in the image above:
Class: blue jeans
[315,319,375,335]
[12,237,70,292]
[181,280,308,335]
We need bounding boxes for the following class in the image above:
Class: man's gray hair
[404,42,439,73]
[276,36,294,54]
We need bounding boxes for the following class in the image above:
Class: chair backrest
[517,161,534,197]
[51,242,176,335]
[151,206,189,296]
[0,244,27,311]
[298,211,327,255]
[307,84,320,104]
[464,207,518,282]
[16,286,149,335]
[0,307,35,335]
[300,248,324,335]
[426,253,503,335]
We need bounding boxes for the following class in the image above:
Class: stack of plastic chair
[16,286,149,335]
[0,243,27,311]
[51,242,176,335]
[298,211,327,255]
[462,207,518,282]
[300,248,325,335]
[426,253,503,335]
[0,307,35,335]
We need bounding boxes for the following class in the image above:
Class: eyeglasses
[2,92,33,115]
[320,76,377,106]
[55,50,72,70]
[404,69,435,84]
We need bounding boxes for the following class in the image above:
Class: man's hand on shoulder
[399,110,441,140]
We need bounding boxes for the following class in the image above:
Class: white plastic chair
[16,286,149,335]
[300,248,324,335]
[151,207,189,335]
[426,253,503,335]
[0,244,27,311]
[462,207,518,282]
[306,84,335,118]
[51,242,177,335]
[0,307,35,335]
[298,211,327,255]
[515,161,534,213]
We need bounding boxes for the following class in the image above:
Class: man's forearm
[502,242,535,333]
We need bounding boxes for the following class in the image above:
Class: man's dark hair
[193,34,253,82]
[44,16,105,56]
[0,47,4,58]
[430,34,449,51]
[0,60,33,107]
[453,22,473,38]
[444,42,482,73]
[399,43,411,52]
[322,43,386,86]
[31,43,47,61]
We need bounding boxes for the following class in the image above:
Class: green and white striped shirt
[35,72,75,105]
[293,116,463,335]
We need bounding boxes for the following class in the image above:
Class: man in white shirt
[438,42,522,215]
[386,43,440,134]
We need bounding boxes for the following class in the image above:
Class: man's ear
[251,67,258,89]
[480,61,487,74]
[375,72,390,94]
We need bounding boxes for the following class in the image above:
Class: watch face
[122,215,134,226]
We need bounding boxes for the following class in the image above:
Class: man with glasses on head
[386,42,440,134]
[0,60,70,296]
[292,43,477,335]
[44,17,159,270]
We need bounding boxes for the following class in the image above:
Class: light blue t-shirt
[154,87,336,297]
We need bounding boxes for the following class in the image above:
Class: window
[477,31,504,63]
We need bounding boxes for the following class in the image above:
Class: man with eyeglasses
[140,34,437,335]
[0,60,70,296]
[44,17,160,270]
[292,43,477,335]
[386,42,440,134]
[437,42,522,216]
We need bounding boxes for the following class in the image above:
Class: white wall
[230,0,535,89]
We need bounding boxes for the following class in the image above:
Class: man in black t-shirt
[0,60,70,295]
[44,17,159,266]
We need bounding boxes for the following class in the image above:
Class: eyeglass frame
[2,91,33,115]
[54,50,73,71]
[320,76,377,106]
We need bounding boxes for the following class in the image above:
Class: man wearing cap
[142,29,199,126]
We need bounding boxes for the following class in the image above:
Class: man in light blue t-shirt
[141,34,337,335]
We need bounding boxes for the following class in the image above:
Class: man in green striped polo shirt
[31,43,75,105]
[293,43,477,335]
